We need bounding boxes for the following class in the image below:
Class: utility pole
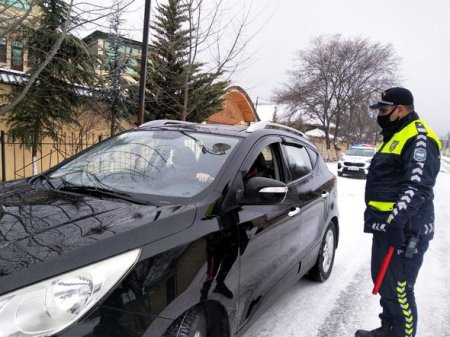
[137,0,152,126]
[1,131,5,181]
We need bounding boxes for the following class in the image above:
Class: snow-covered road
[242,159,450,337]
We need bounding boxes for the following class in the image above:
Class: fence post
[1,131,5,181]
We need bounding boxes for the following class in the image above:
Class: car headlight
[0,248,140,336]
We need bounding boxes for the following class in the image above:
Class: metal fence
[0,130,104,181]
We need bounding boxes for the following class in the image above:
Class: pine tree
[144,0,228,122]
[100,5,137,136]
[5,0,100,173]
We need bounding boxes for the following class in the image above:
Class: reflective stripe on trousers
[371,233,429,337]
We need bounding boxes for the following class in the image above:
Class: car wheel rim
[322,229,334,273]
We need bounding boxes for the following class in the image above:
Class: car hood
[0,180,196,294]
[341,155,371,163]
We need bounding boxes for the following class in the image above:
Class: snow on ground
[242,159,450,337]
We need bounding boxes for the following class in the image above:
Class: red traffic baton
[372,246,395,295]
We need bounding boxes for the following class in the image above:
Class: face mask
[377,106,398,128]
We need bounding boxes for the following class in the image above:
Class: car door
[234,137,304,330]
[281,141,327,262]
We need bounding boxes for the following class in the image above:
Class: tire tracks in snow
[316,265,378,337]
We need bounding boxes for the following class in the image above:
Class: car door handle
[321,192,329,198]
[288,207,301,217]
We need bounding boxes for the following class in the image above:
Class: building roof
[0,68,27,85]
[206,86,258,125]
[305,128,334,139]
[0,67,98,97]
[82,30,143,50]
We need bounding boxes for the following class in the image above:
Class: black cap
[369,87,414,109]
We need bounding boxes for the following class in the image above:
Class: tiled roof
[0,68,27,85]
[0,67,98,97]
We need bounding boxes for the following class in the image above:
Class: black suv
[0,120,339,337]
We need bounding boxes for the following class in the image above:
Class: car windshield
[346,148,376,157]
[49,130,239,198]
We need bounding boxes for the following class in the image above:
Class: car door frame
[228,135,306,333]
[279,137,328,267]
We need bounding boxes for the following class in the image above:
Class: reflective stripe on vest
[380,119,442,155]
[368,200,395,212]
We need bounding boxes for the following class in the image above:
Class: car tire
[164,307,207,337]
[307,222,336,282]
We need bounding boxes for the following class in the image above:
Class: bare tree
[274,35,400,160]
[184,0,259,76]
[339,99,380,145]
[56,107,107,153]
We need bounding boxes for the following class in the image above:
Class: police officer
[355,87,442,337]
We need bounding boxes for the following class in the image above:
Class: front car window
[49,130,239,198]
[245,145,278,181]
[283,144,313,181]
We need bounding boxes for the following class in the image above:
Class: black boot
[355,320,392,337]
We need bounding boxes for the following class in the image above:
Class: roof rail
[139,119,197,128]
[246,121,308,139]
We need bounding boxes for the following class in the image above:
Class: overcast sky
[117,0,450,137]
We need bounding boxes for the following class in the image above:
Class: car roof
[139,120,247,137]
[138,120,313,145]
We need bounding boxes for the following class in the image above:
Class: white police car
[337,144,377,177]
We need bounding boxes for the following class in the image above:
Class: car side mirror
[239,177,288,205]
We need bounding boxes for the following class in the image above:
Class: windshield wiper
[30,174,58,190]
[59,185,154,205]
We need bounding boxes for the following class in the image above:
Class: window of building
[11,40,24,71]
[127,48,140,76]
[27,44,37,68]
[103,40,140,76]
[4,0,31,10]
[0,37,6,63]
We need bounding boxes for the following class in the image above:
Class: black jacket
[364,112,441,240]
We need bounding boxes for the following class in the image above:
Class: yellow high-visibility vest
[369,118,442,211]
[379,119,442,155]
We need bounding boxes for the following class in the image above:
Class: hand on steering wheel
[196,173,214,183]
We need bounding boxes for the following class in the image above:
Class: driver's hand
[196,173,214,182]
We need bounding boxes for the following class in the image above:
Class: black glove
[386,224,406,248]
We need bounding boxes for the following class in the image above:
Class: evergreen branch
[0,0,75,114]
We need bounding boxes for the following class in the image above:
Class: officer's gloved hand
[386,224,406,248]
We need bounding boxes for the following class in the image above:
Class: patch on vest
[415,122,427,134]
[414,148,427,161]
[389,141,399,152]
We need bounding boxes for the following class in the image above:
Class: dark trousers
[371,233,429,337]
